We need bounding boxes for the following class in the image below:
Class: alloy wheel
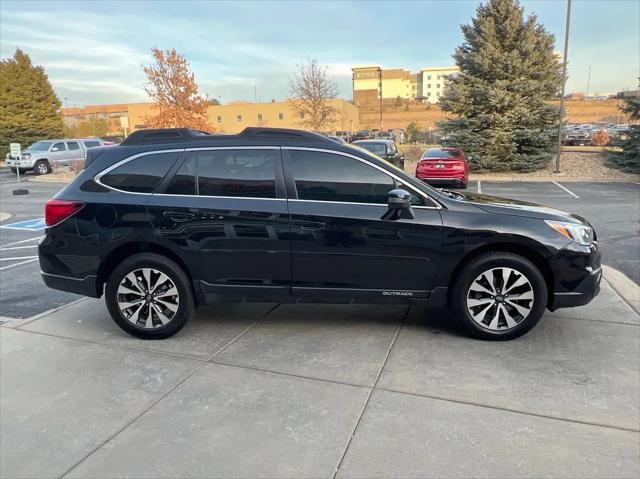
[466,267,534,331]
[37,162,48,175]
[117,268,180,329]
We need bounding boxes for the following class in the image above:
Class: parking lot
[1,170,639,477]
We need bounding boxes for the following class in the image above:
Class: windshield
[27,141,52,151]
[356,142,387,155]
[424,148,460,158]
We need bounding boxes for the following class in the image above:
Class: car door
[283,147,443,302]
[48,142,67,166]
[65,141,84,163]
[148,147,291,298]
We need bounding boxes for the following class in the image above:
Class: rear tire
[10,167,17,174]
[105,253,194,339]
[33,160,50,175]
[450,252,547,340]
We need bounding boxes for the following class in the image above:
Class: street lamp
[377,67,383,131]
[555,0,572,174]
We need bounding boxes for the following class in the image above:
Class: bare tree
[289,59,338,132]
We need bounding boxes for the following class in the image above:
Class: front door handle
[164,211,195,223]
[294,221,326,231]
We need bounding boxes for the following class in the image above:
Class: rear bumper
[418,176,466,184]
[41,271,101,298]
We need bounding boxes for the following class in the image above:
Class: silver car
[5,138,112,175]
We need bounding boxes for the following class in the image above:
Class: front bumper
[548,242,602,310]
[550,266,602,309]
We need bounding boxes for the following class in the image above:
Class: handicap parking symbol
[0,218,46,231]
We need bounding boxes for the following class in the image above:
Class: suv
[352,139,404,168]
[6,138,112,175]
[39,128,601,340]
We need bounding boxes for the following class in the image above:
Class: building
[352,65,459,106]
[61,99,360,135]
[420,66,460,103]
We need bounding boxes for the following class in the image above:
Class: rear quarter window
[99,152,182,193]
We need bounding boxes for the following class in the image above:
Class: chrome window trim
[289,198,437,210]
[283,146,442,209]
[153,193,285,202]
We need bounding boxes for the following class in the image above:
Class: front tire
[105,253,194,339]
[451,252,547,340]
[33,160,50,175]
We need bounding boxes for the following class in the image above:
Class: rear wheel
[105,253,194,339]
[10,167,17,174]
[33,160,50,175]
[451,252,547,340]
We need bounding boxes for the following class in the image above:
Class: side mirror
[382,188,415,220]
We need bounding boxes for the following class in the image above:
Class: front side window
[67,142,80,151]
[289,150,394,204]
[51,142,66,152]
[100,152,181,193]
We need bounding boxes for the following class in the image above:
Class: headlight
[23,153,31,159]
[545,220,593,246]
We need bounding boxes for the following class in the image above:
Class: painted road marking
[0,236,41,248]
[0,218,45,231]
[477,180,482,194]
[0,258,38,270]
[0,255,38,261]
[0,245,38,251]
[552,181,580,199]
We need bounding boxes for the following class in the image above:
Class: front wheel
[105,253,194,339]
[33,160,50,175]
[451,252,547,340]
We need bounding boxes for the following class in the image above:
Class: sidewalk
[1,279,638,478]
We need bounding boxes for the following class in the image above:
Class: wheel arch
[97,241,195,298]
[446,242,555,308]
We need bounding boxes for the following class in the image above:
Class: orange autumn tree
[143,48,212,131]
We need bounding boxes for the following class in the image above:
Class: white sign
[120,116,129,128]
[9,143,21,158]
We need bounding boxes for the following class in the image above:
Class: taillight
[45,200,85,227]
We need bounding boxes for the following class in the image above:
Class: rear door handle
[294,221,326,231]
[164,211,195,222]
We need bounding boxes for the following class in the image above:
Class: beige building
[420,66,460,103]
[62,99,359,135]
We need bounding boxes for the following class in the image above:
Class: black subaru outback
[39,127,601,340]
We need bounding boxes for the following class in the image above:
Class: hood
[454,191,587,224]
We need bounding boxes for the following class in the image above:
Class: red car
[415,147,469,189]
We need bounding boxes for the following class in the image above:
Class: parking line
[0,236,41,248]
[0,255,38,261]
[0,258,38,270]
[552,181,580,199]
[0,245,38,251]
[477,180,482,194]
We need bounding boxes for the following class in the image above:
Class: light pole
[64,97,69,109]
[377,67,383,131]
[555,0,572,174]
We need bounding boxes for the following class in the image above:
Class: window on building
[437,84,441,89]
[217,115,222,123]
[299,112,304,119]
[427,84,431,89]
[278,113,284,120]
[427,92,432,97]
[437,75,441,79]
[288,150,395,204]
[257,113,263,121]
[237,115,242,122]
[436,91,441,97]
[100,152,181,193]
[427,75,431,80]
[67,142,80,151]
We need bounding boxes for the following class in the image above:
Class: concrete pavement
[1,278,639,478]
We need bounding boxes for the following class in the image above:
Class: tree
[438,0,562,171]
[64,117,110,138]
[0,49,64,156]
[289,59,338,132]
[606,90,640,174]
[406,122,420,143]
[143,48,212,131]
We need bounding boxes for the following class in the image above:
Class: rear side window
[84,141,101,149]
[100,152,181,193]
[67,142,80,151]
[289,150,394,204]
[166,149,277,198]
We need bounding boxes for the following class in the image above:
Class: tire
[459,181,468,189]
[33,160,50,175]
[10,168,17,174]
[105,253,194,339]
[450,252,547,340]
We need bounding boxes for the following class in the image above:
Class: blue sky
[1,0,638,106]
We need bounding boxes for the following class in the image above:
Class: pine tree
[0,49,64,156]
[606,90,640,174]
[438,0,562,171]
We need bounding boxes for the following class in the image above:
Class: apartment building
[420,66,460,103]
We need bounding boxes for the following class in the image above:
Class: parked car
[606,124,632,140]
[334,131,352,142]
[352,139,404,168]
[5,138,113,175]
[563,130,592,146]
[40,127,601,341]
[327,135,348,144]
[351,130,373,142]
[415,147,469,189]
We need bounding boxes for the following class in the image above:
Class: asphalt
[1,279,638,478]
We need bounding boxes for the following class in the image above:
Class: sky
[1,0,638,107]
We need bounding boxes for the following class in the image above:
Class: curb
[2,297,91,329]
[602,265,640,315]
[0,212,13,222]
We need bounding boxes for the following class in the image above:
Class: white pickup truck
[5,138,113,175]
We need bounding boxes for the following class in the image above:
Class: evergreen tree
[438,0,562,171]
[0,49,64,156]
[606,90,639,174]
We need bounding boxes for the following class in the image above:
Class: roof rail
[120,127,333,146]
